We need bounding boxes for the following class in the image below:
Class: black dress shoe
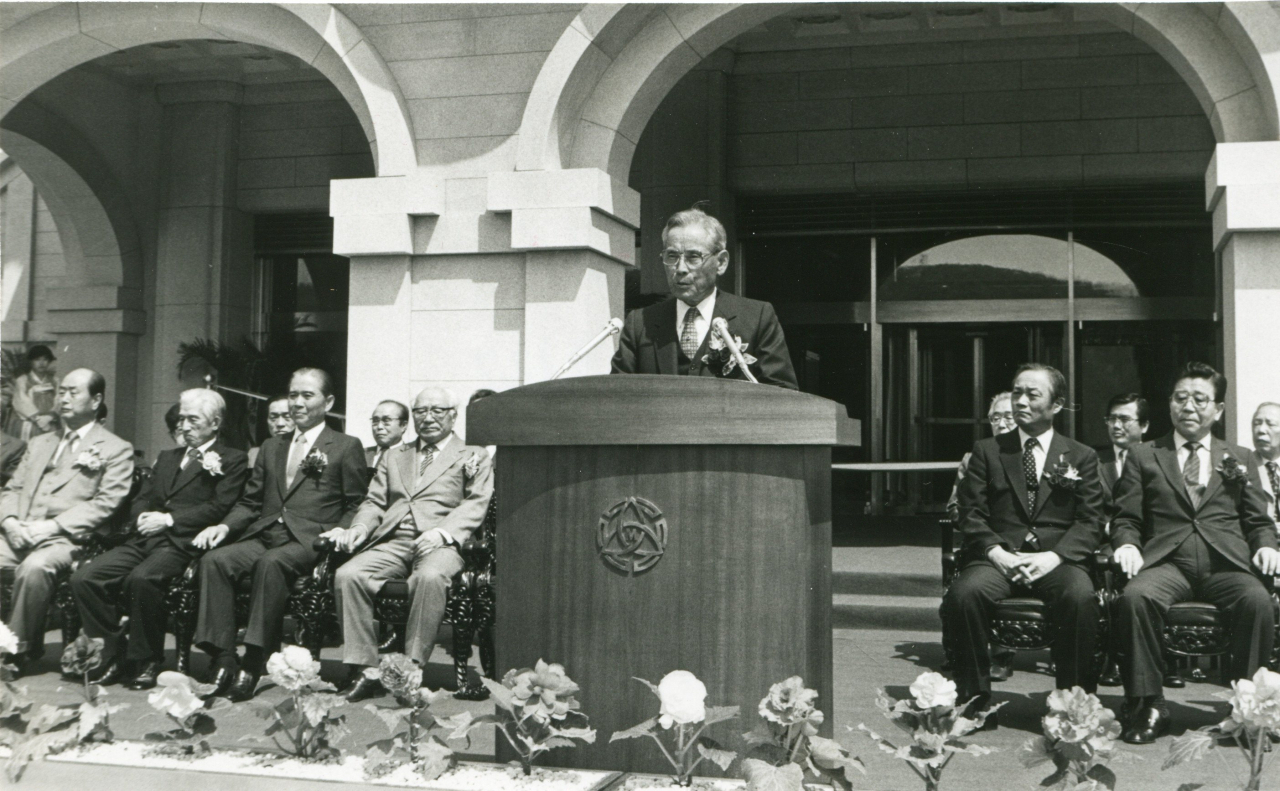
[126,660,163,691]
[90,659,130,687]
[1163,672,1186,688]
[203,666,235,699]
[1099,661,1122,687]
[224,670,260,703]
[343,676,385,703]
[1122,705,1171,745]
[989,652,1013,682]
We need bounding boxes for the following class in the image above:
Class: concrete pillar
[0,172,37,340]
[631,55,735,296]
[148,81,254,454]
[1206,142,1280,443]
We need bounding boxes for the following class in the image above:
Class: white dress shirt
[51,423,91,467]
[180,437,218,469]
[1174,430,1210,486]
[674,289,717,354]
[1017,426,1055,480]
[291,421,326,461]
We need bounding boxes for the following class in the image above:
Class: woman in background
[7,345,58,441]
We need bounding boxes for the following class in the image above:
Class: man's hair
[662,204,727,253]
[86,370,107,401]
[1173,361,1227,403]
[1255,402,1280,416]
[375,399,409,422]
[267,393,290,411]
[1107,393,1149,425]
[415,386,459,410]
[1014,362,1067,404]
[987,391,1012,419]
[291,367,334,398]
[469,388,497,405]
[164,403,182,433]
[180,388,226,424]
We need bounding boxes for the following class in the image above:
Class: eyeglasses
[411,407,456,419]
[370,417,404,426]
[988,413,1016,425]
[1105,415,1138,426]
[1171,392,1215,408]
[661,249,718,268]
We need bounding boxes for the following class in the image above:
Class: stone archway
[0,2,416,176]
[518,2,1280,182]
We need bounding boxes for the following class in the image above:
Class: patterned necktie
[181,447,201,470]
[50,432,78,469]
[1183,441,1203,509]
[285,434,306,488]
[1023,437,1040,513]
[680,307,700,360]
[1267,461,1280,520]
[418,443,436,478]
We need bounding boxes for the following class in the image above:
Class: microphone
[550,317,624,380]
[711,317,759,384]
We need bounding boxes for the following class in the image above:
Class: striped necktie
[1183,442,1203,509]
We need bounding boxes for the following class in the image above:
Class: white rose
[657,670,707,729]
[0,622,18,655]
[266,645,321,691]
[909,672,957,710]
[148,672,207,721]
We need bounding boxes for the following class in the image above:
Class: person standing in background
[7,346,58,441]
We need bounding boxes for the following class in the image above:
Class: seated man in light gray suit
[0,369,134,671]
[322,385,493,700]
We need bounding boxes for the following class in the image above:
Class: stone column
[148,81,253,454]
[1206,142,1280,443]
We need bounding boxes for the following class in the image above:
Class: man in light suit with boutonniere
[322,385,493,702]
[0,369,134,674]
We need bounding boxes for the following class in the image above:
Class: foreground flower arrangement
[611,670,738,786]
[1021,687,1127,791]
[1165,666,1280,791]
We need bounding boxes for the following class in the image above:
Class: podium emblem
[597,497,668,576]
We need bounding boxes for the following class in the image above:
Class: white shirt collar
[1113,444,1127,460]
[675,289,717,323]
[1017,426,1054,450]
[419,433,452,454]
[63,423,92,443]
[294,422,326,447]
[192,437,217,455]
[1174,430,1210,450]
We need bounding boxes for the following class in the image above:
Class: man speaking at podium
[611,206,798,389]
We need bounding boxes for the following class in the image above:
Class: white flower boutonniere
[463,452,482,479]
[201,450,224,477]
[74,447,105,472]
[299,448,328,477]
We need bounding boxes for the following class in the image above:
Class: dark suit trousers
[1118,533,1274,697]
[193,523,318,660]
[70,536,191,662]
[942,558,1100,696]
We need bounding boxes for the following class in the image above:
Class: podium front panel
[493,444,833,774]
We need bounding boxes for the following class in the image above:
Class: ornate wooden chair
[941,517,1113,680]
[0,465,153,652]
[167,493,497,698]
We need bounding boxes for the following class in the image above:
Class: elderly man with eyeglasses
[322,386,494,701]
[611,205,798,389]
[365,400,410,473]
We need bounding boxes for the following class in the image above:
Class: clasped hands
[319,525,449,556]
[1112,544,1280,578]
[987,545,1062,584]
[135,511,173,536]
[1,516,60,550]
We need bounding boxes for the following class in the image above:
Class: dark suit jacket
[0,433,25,487]
[1096,445,1120,499]
[958,429,1105,564]
[1111,433,1277,572]
[222,426,369,545]
[131,440,248,552]
[610,291,798,389]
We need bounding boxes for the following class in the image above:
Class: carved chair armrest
[181,558,201,585]
[311,536,347,586]
[940,518,959,586]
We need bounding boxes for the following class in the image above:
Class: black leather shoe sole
[224,671,259,703]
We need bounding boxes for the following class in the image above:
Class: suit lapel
[1031,433,1069,520]
[647,300,679,375]
[394,443,415,493]
[20,434,60,514]
[413,434,464,496]
[689,296,739,377]
[274,434,291,500]
[997,432,1032,520]
[1152,434,1196,515]
[44,424,105,494]
[1200,436,1229,508]
[169,445,206,496]
[284,427,331,501]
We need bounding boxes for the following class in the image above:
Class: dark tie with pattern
[1267,461,1280,520]
[418,443,436,478]
[680,307,700,360]
[181,447,200,470]
[1183,441,1203,509]
[1024,437,1040,514]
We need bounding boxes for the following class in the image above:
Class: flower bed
[11,741,619,791]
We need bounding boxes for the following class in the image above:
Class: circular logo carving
[597,497,668,576]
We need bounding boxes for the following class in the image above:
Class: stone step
[832,570,943,597]
[832,593,942,632]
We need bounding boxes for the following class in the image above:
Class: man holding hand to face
[1112,363,1279,745]
[323,386,493,701]
[942,363,1105,726]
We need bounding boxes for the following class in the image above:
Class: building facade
[2,3,1278,512]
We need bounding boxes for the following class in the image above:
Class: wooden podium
[466,375,861,774]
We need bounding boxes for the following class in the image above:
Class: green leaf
[1164,730,1215,770]
[1085,763,1117,791]
[742,758,804,791]
[26,703,77,734]
[806,734,865,785]
[419,736,456,782]
[540,736,578,751]
[1176,785,1204,791]
[364,703,406,735]
[188,712,217,737]
[5,726,79,782]
[551,725,596,744]
[742,722,776,747]
[703,705,739,726]
[481,678,516,713]
[633,677,662,701]
[696,740,737,771]
[1020,736,1054,769]
[610,716,659,742]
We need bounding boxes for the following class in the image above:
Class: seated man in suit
[1252,402,1279,524]
[941,363,1105,727]
[190,368,368,701]
[1113,363,1280,744]
[1,433,25,488]
[70,389,248,689]
[611,206,798,389]
[324,386,493,701]
[365,400,409,473]
[0,369,134,672]
[1099,394,1150,514]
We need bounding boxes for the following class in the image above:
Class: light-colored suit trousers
[333,533,464,667]
[0,535,75,653]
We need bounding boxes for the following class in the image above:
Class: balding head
[58,368,105,430]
